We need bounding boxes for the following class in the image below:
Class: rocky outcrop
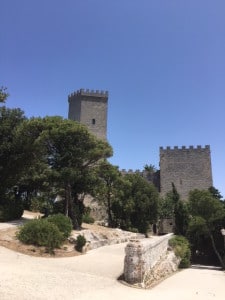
[69,227,145,251]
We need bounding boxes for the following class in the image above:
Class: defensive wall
[123,233,179,287]
[68,89,108,140]
[160,145,213,200]
[120,169,160,191]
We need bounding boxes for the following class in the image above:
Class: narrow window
[92,119,96,125]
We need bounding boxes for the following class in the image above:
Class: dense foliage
[158,183,189,235]
[0,193,24,221]
[169,235,191,268]
[94,160,122,226]
[17,219,63,252]
[0,106,27,199]
[46,214,73,239]
[187,189,225,268]
[75,235,86,252]
[111,173,159,233]
[82,207,95,224]
[0,92,113,225]
[17,214,73,252]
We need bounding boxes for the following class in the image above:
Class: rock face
[69,226,145,251]
[123,233,180,288]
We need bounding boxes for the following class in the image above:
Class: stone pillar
[124,234,173,285]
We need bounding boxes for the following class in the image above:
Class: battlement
[160,145,210,151]
[68,89,108,99]
[121,169,142,174]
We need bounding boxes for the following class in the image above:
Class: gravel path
[0,212,225,299]
[0,243,225,300]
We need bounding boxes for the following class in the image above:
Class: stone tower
[68,89,108,140]
[160,145,213,200]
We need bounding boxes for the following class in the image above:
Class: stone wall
[158,218,174,234]
[124,233,175,286]
[160,145,213,200]
[120,169,160,191]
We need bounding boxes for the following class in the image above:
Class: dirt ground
[0,210,125,258]
[0,226,82,257]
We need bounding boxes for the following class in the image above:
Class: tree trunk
[65,183,79,229]
[107,190,113,227]
[65,185,69,217]
[209,231,225,269]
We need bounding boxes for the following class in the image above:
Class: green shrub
[82,213,95,224]
[30,197,44,212]
[169,235,191,268]
[128,227,139,233]
[52,200,84,228]
[47,213,73,238]
[52,199,65,214]
[75,234,86,252]
[17,219,63,251]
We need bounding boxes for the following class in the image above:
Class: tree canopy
[111,173,159,233]
[15,116,113,227]
[0,106,27,198]
[188,189,225,268]
[0,87,9,103]
[0,105,113,225]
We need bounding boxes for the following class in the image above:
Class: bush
[127,227,139,233]
[75,234,86,252]
[47,214,73,238]
[82,213,95,224]
[30,197,44,212]
[17,218,63,251]
[52,200,85,228]
[169,235,191,268]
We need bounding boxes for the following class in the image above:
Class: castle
[68,89,213,200]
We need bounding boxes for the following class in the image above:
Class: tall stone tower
[68,89,108,140]
[160,145,213,200]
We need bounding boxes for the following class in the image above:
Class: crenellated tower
[68,89,108,140]
[160,145,213,200]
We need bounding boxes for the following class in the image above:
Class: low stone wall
[124,233,176,286]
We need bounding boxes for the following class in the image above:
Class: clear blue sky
[1,0,225,198]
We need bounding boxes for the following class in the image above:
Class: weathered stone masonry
[124,234,179,287]
[68,89,108,140]
[160,145,213,200]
